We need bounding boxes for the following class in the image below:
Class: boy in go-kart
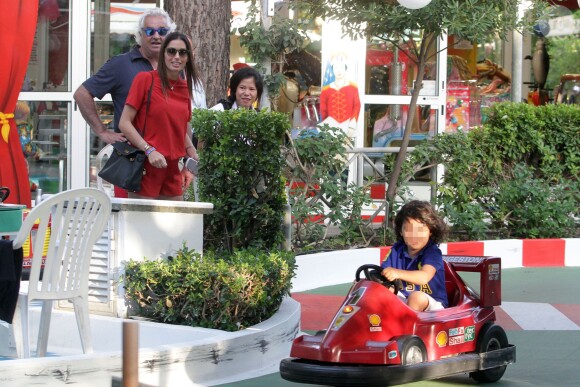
[380,200,448,311]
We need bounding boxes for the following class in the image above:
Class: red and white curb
[439,238,580,268]
[500,302,580,331]
[292,239,580,293]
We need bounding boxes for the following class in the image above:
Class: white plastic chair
[11,188,112,358]
[95,144,114,196]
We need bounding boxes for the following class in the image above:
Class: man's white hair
[134,7,177,46]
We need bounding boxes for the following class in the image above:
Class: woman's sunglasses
[166,48,190,58]
[142,27,169,37]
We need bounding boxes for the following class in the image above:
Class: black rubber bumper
[280,345,515,386]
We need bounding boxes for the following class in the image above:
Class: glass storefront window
[365,32,438,97]
[477,33,504,65]
[17,100,69,195]
[25,0,70,92]
[364,104,437,149]
[90,1,157,75]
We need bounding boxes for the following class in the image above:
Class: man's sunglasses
[142,27,169,37]
[166,48,190,58]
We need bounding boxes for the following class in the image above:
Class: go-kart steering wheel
[355,264,399,295]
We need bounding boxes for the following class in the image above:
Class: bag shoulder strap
[139,72,155,136]
[218,98,233,110]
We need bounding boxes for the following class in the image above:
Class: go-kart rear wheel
[400,336,427,365]
[470,324,509,382]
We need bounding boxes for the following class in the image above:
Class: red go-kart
[280,256,515,386]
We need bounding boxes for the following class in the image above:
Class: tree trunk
[385,34,436,222]
[164,0,230,107]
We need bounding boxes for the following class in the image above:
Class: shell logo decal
[368,314,382,332]
[368,314,381,326]
[436,331,448,347]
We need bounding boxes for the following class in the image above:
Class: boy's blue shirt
[381,240,448,307]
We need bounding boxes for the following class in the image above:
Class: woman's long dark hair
[225,67,264,108]
[157,32,198,101]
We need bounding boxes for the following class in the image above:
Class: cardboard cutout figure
[320,51,361,140]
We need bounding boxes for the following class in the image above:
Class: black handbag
[98,74,154,192]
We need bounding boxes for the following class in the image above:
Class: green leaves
[299,0,544,51]
[285,124,374,249]
[402,102,579,240]
[123,247,296,331]
[193,109,290,253]
[236,1,309,102]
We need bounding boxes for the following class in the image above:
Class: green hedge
[403,102,579,240]
[123,246,296,331]
[191,108,289,253]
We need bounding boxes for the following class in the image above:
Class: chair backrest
[96,144,114,195]
[12,188,112,301]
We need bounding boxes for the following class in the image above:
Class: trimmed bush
[123,246,296,331]
[192,108,289,253]
[401,102,579,240]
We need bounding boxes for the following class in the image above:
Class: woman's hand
[181,168,194,189]
[147,151,167,169]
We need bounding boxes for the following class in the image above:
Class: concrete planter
[0,297,299,386]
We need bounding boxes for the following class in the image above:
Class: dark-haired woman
[119,31,199,200]
[211,66,264,111]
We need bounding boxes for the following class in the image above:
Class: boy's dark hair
[394,200,448,244]
[226,67,264,107]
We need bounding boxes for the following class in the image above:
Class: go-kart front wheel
[400,336,427,365]
[470,324,509,382]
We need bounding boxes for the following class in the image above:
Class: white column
[511,1,528,103]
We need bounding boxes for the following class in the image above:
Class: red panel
[446,241,484,256]
[379,246,392,263]
[522,239,565,267]
[361,215,385,223]
[369,184,385,199]
[547,0,579,10]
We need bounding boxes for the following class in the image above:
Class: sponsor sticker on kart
[444,256,484,264]
[368,314,382,332]
[346,287,366,305]
[488,263,500,280]
[436,331,448,347]
[465,325,475,341]
[448,325,476,346]
[449,335,465,345]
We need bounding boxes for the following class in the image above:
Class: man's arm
[74,85,125,144]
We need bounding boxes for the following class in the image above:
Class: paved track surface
[219,267,580,387]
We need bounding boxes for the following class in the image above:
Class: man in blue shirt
[74,8,176,145]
